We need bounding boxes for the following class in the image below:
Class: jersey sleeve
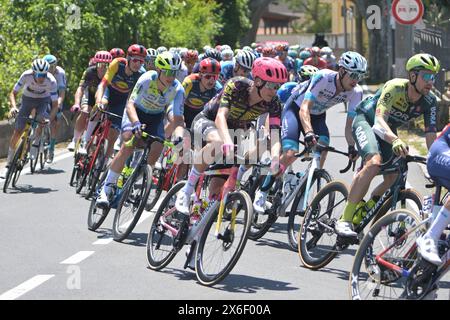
[219,79,235,110]
[303,72,325,103]
[347,85,363,119]
[57,68,67,90]
[168,84,185,117]
[49,79,59,102]
[101,58,120,86]
[423,96,437,133]
[375,81,396,121]
[78,69,89,89]
[182,76,193,98]
[13,71,28,92]
[268,98,282,128]
[128,73,148,104]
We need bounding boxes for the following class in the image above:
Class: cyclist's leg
[311,113,330,169]
[142,112,165,166]
[71,89,92,148]
[336,114,383,236]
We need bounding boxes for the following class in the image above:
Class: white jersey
[52,66,67,91]
[13,70,58,101]
[286,68,363,118]
[176,63,188,83]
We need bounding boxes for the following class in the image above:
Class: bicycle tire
[349,209,422,300]
[75,155,90,194]
[287,169,332,251]
[112,164,153,242]
[70,153,81,187]
[30,143,39,174]
[145,167,164,212]
[87,170,111,231]
[11,140,27,188]
[298,180,348,270]
[86,140,108,199]
[39,127,51,171]
[195,190,253,286]
[146,181,186,270]
[3,141,24,193]
[247,177,280,241]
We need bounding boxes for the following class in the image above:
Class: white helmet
[221,44,232,52]
[32,59,49,73]
[320,46,333,56]
[147,48,158,58]
[236,50,256,69]
[221,49,234,60]
[155,51,182,71]
[338,51,367,73]
[156,46,168,54]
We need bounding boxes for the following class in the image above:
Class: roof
[262,1,303,21]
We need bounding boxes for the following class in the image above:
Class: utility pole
[343,0,348,51]
[386,0,393,79]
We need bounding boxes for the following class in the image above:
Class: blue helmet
[43,54,57,65]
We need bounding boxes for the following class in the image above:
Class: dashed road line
[60,251,95,264]
[0,274,55,300]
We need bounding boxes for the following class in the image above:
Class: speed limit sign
[392,0,424,25]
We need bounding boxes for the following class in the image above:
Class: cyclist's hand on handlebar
[8,107,19,119]
[392,138,409,158]
[171,136,183,146]
[348,145,359,161]
[70,104,80,113]
[304,131,317,148]
[131,121,143,138]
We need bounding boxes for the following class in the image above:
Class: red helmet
[252,57,288,83]
[184,49,198,63]
[309,46,321,57]
[199,58,221,74]
[94,51,113,63]
[110,48,125,59]
[127,44,147,58]
[262,46,275,56]
[275,43,289,52]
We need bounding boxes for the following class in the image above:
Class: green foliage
[214,0,251,48]
[286,0,332,33]
[0,0,226,120]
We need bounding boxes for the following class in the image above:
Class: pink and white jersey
[287,69,363,118]
[13,70,58,101]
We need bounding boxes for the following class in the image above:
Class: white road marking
[93,238,113,245]
[0,275,55,300]
[60,251,95,264]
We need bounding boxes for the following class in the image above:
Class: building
[257,1,304,36]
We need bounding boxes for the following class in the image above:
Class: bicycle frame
[83,114,112,173]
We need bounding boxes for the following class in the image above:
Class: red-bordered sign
[392,0,424,25]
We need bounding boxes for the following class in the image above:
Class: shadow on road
[307,266,350,281]
[6,185,57,194]
[29,168,65,175]
[119,232,148,247]
[253,237,293,252]
[157,267,299,293]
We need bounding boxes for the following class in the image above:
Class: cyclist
[183,49,199,75]
[275,44,296,81]
[417,123,450,265]
[174,57,288,245]
[220,48,234,63]
[277,65,319,105]
[1,59,58,178]
[36,54,66,163]
[303,46,328,70]
[110,48,125,59]
[80,44,146,157]
[96,51,185,208]
[320,46,337,70]
[336,53,440,237]
[145,48,158,71]
[262,46,276,58]
[68,51,113,151]
[219,49,256,85]
[253,51,366,213]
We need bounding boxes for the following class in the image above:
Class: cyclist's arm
[425,132,436,149]
[165,86,185,140]
[345,117,355,146]
[125,99,140,125]
[424,102,438,149]
[73,86,84,106]
[372,85,399,144]
[58,89,66,109]
[97,59,119,104]
[9,90,18,110]
[215,107,233,146]
[49,81,59,121]
[345,86,363,147]
[299,99,314,134]
[57,68,67,108]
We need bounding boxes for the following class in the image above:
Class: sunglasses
[420,72,437,83]
[264,81,281,90]
[202,74,219,80]
[130,57,144,64]
[161,69,177,77]
[35,72,47,78]
[96,62,109,69]
[346,71,365,81]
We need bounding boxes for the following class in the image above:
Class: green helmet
[154,51,182,71]
[406,53,440,73]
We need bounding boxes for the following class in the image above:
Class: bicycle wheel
[40,127,51,170]
[145,167,164,212]
[70,153,81,187]
[30,142,40,175]
[287,169,332,251]
[247,178,280,241]
[349,209,422,300]
[298,180,348,270]
[86,140,108,199]
[87,169,111,231]
[146,181,186,270]
[195,190,252,286]
[3,141,24,193]
[112,164,153,242]
[12,141,27,188]
[75,154,90,194]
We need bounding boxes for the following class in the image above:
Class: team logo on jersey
[113,81,130,91]
[187,98,205,108]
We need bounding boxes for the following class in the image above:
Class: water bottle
[295,171,306,211]
[283,170,297,201]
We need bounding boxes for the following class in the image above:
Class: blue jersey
[219,60,235,85]
[277,82,298,104]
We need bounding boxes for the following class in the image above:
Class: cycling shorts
[121,107,165,139]
[352,113,393,162]
[281,105,329,152]
[15,95,48,131]
[427,137,450,189]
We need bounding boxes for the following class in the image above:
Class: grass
[397,126,428,156]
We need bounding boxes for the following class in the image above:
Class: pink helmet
[252,57,288,83]
[94,51,113,63]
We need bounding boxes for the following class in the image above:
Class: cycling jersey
[285,68,363,118]
[303,57,328,69]
[277,82,298,104]
[13,70,58,101]
[79,65,102,97]
[182,73,222,128]
[277,56,295,73]
[202,77,282,130]
[219,60,234,85]
[128,70,184,116]
[356,78,437,134]
[427,123,450,189]
[177,64,189,83]
[101,58,144,96]
[52,66,67,91]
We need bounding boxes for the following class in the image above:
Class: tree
[214,0,251,47]
[287,0,332,33]
[240,0,273,45]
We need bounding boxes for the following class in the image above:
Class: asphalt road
[0,102,448,301]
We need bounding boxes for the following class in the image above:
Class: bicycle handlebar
[124,131,173,148]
